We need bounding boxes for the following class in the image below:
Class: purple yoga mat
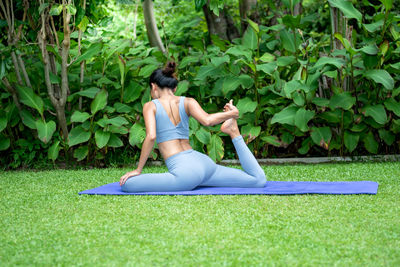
[78,181,378,195]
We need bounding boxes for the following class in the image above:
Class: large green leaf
[237,97,257,114]
[329,92,356,110]
[242,26,258,51]
[0,134,10,151]
[384,98,400,117]
[298,137,312,154]
[313,57,345,70]
[280,29,297,53]
[295,108,315,132]
[256,62,277,75]
[363,105,387,125]
[378,129,395,146]
[225,46,252,61]
[68,88,100,102]
[380,0,393,10]
[259,52,275,63]
[211,55,230,67]
[138,64,159,78]
[328,0,362,22]
[174,80,189,96]
[16,86,44,115]
[207,135,224,162]
[49,4,63,16]
[95,129,111,149]
[281,132,294,146]
[319,110,341,123]
[195,127,211,144]
[247,18,259,33]
[312,98,330,107]
[195,65,218,80]
[74,145,89,161]
[271,106,298,125]
[283,80,310,98]
[107,134,123,148]
[222,76,242,96]
[364,69,394,90]
[344,131,359,153]
[91,89,108,115]
[123,82,142,103]
[363,131,378,154]
[74,43,102,65]
[189,117,200,133]
[77,16,89,32]
[277,56,296,67]
[363,20,384,33]
[114,103,132,113]
[358,44,379,55]
[108,125,128,135]
[35,119,56,144]
[106,117,129,127]
[129,123,146,147]
[68,126,91,147]
[179,55,199,68]
[71,111,91,123]
[19,110,37,130]
[242,124,261,141]
[48,140,60,161]
[310,126,332,149]
[261,135,281,147]
[238,74,254,89]
[105,39,131,61]
[0,112,6,132]
[282,14,302,29]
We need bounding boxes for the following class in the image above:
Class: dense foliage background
[0,0,399,170]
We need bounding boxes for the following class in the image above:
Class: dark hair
[149,61,178,90]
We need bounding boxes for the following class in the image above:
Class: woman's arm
[187,97,239,126]
[120,101,156,185]
[135,101,157,172]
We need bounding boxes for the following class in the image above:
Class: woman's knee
[121,182,132,192]
[254,171,267,187]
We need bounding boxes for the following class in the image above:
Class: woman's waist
[159,139,192,160]
[164,148,194,165]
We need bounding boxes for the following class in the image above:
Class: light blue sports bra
[151,96,189,144]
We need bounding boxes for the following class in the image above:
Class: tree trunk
[142,0,165,54]
[293,1,302,16]
[239,0,259,34]
[38,0,69,142]
[10,51,23,86]
[17,54,31,88]
[59,0,71,140]
[1,77,22,111]
[78,0,86,111]
[202,1,240,42]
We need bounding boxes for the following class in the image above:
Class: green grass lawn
[1,162,399,266]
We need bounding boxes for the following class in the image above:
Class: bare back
[152,96,192,160]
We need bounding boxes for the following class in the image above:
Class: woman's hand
[223,99,239,118]
[120,169,141,186]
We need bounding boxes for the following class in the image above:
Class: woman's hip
[165,149,217,178]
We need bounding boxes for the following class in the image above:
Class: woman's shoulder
[183,96,195,103]
[143,100,157,112]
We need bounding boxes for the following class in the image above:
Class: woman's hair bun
[162,61,177,78]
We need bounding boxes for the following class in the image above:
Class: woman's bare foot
[221,118,241,139]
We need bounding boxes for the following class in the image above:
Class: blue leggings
[121,135,266,192]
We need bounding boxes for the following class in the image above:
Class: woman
[119,61,266,192]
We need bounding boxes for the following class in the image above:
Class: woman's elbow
[146,134,156,142]
[202,116,212,127]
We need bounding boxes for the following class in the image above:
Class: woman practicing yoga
[119,61,266,192]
